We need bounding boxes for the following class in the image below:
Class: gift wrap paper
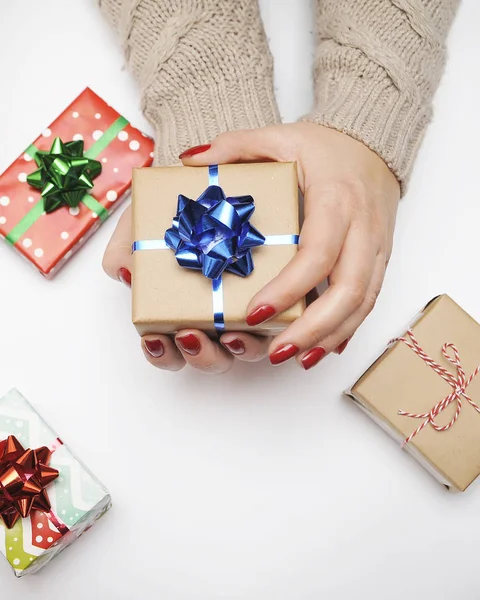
[0,87,154,278]
[132,163,305,335]
[0,390,111,576]
[347,295,480,492]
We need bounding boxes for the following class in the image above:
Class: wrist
[303,69,430,196]
[149,74,281,166]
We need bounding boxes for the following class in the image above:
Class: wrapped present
[347,295,480,492]
[132,163,305,335]
[0,389,111,577]
[0,87,154,278]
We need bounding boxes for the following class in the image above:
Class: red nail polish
[269,344,299,366]
[301,347,326,371]
[335,338,350,355]
[179,144,211,159]
[223,339,246,355]
[144,339,164,358]
[246,305,276,327]
[176,333,201,356]
[118,267,131,286]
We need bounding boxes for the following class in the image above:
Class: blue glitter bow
[133,165,298,332]
[164,173,265,280]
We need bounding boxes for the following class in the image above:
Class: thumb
[102,204,133,283]
[179,126,286,165]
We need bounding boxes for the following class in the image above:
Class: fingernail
[222,339,246,355]
[269,344,299,366]
[301,347,326,371]
[118,267,131,287]
[335,338,350,355]
[179,144,211,159]
[144,339,164,358]
[246,305,276,327]
[176,333,201,356]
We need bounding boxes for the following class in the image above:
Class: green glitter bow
[26,138,102,213]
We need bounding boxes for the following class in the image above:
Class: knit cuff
[303,69,432,194]
[146,75,281,166]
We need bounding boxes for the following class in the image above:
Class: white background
[0,1,479,598]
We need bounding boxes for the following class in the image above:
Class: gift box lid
[349,294,480,492]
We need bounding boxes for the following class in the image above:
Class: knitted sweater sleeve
[304,0,460,190]
[98,0,280,166]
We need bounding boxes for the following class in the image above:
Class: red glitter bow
[0,435,59,529]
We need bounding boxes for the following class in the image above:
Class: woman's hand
[103,123,400,372]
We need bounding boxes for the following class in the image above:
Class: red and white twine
[393,330,480,446]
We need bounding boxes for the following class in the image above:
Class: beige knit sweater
[98,0,459,188]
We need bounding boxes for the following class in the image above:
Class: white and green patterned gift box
[0,389,111,577]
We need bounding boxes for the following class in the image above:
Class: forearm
[98,0,280,165]
[304,0,460,191]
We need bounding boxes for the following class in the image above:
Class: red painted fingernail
[301,347,326,371]
[246,305,276,327]
[269,344,299,366]
[118,267,131,286]
[176,333,201,356]
[179,144,212,159]
[222,339,246,355]
[335,338,350,355]
[144,339,164,358]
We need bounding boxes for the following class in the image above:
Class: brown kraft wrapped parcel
[346,295,480,492]
[132,163,305,336]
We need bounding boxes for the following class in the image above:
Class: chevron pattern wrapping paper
[0,389,111,577]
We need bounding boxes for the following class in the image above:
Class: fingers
[142,330,268,373]
[142,330,236,374]
[102,205,132,284]
[174,330,234,374]
[297,254,387,370]
[220,332,271,362]
[245,185,349,326]
[267,225,377,365]
[179,127,291,166]
[141,334,185,371]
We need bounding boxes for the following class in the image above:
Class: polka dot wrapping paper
[0,389,111,577]
[0,87,154,278]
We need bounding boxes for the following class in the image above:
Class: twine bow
[396,330,480,446]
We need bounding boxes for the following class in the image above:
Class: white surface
[0,1,479,598]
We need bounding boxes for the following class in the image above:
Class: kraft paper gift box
[0,87,154,278]
[132,163,305,335]
[0,389,111,577]
[347,295,480,492]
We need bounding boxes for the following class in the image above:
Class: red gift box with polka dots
[0,87,154,278]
